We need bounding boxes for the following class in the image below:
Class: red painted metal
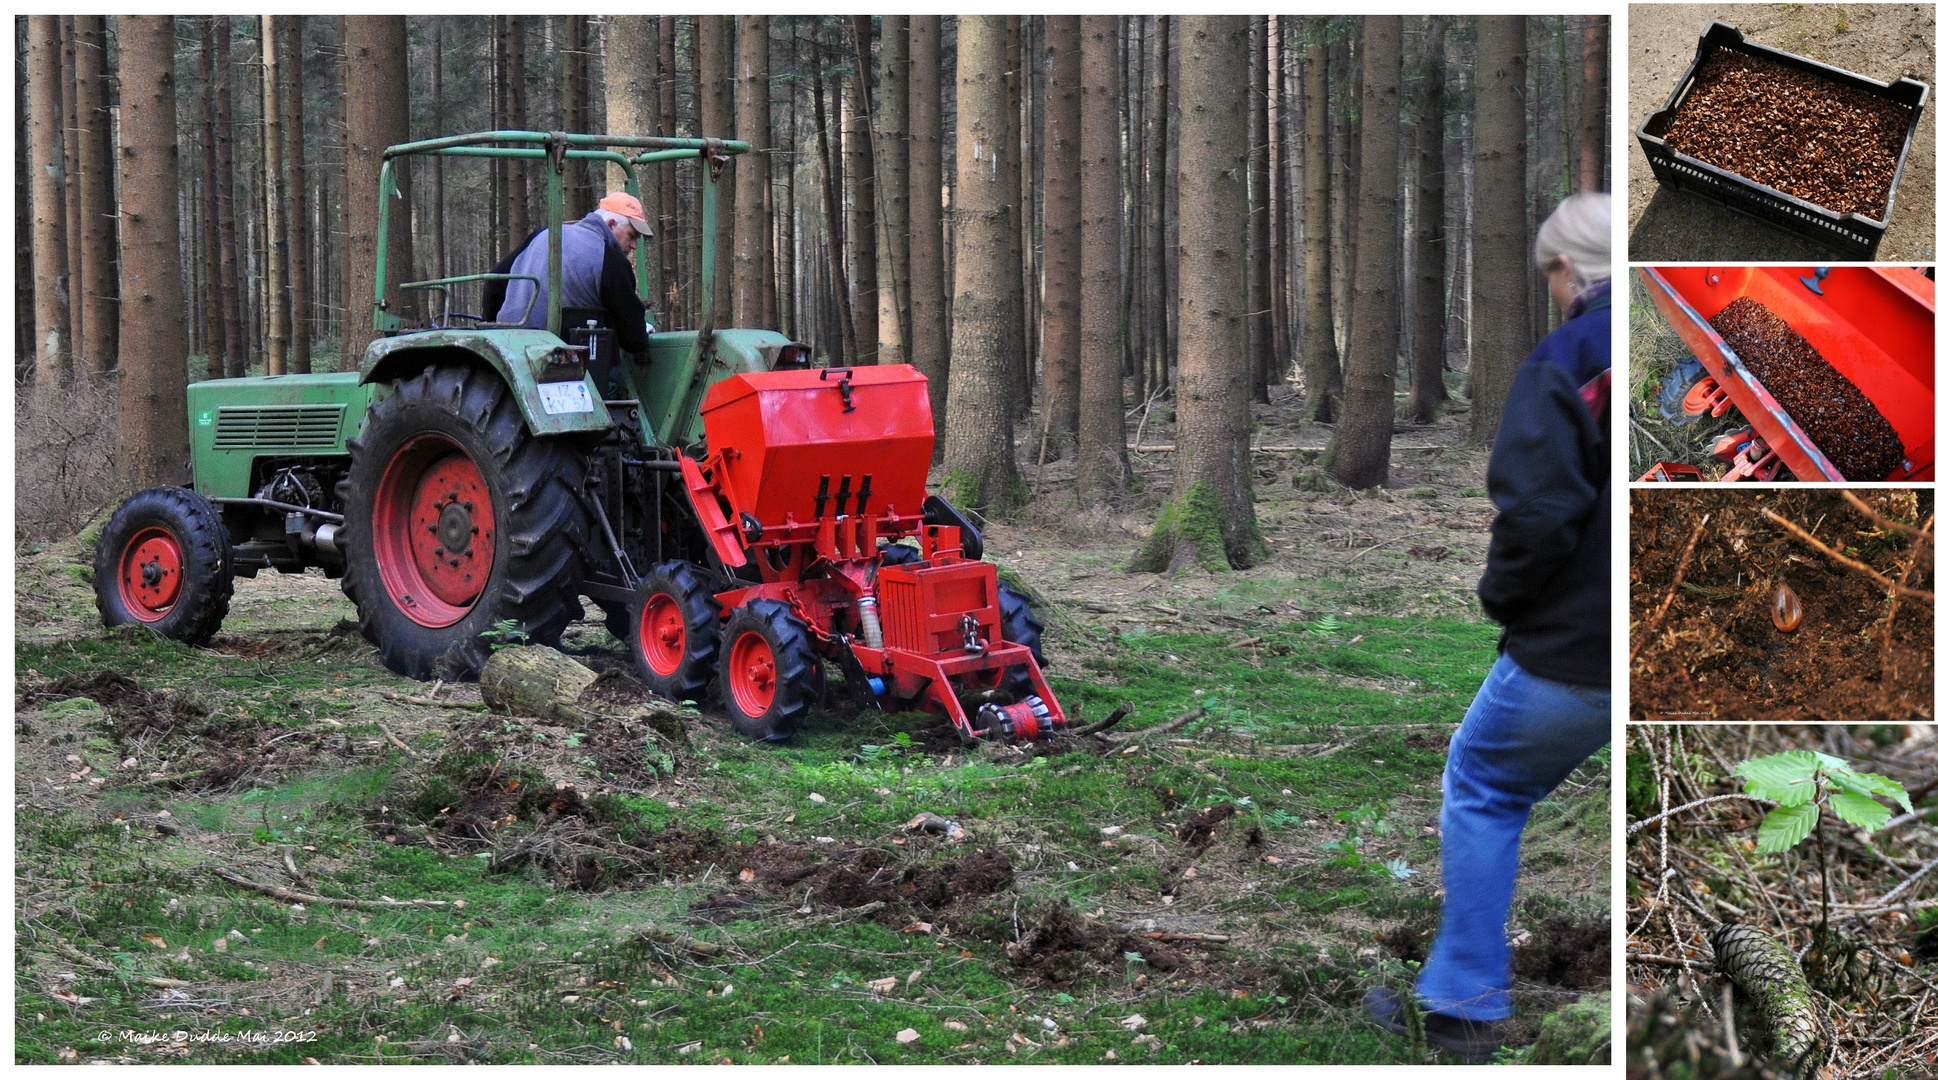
[687,365,1067,741]
[1639,463,1706,482]
[637,591,687,676]
[119,526,185,619]
[1642,266,1935,481]
[372,433,496,628]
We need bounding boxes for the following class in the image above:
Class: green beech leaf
[1755,802,1819,853]
[1833,770,1912,815]
[1735,751,1822,806]
[1828,792,1892,832]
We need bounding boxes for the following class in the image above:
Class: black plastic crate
[1637,21,1927,261]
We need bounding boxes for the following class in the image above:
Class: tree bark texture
[214,17,244,377]
[1468,16,1531,448]
[1038,15,1082,463]
[28,15,70,394]
[1579,15,1608,192]
[1076,15,1129,500]
[734,16,775,331]
[699,15,735,327]
[846,16,879,362]
[1136,16,1263,574]
[657,17,679,322]
[73,15,117,374]
[342,16,413,367]
[1248,16,1273,404]
[61,18,85,372]
[1327,16,1402,491]
[1408,16,1448,423]
[506,16,531,248]
[941,16,1023,518]
[262,16,289,376]
[1300,23,1342,423]
[908,15,948,456]
[606,17,654,193]
[875,16,911,368]
[115,16,193,490]
[282,16,313,374]
[810,38,855,365]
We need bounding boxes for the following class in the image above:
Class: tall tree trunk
[262,16,289,375]
[1162,18,1181,393]
[61,18,85,372]
[941,16,1023,517]
[1135,15,1262,574]
[341,16,413,368]
[874,16,911,368]
[284,16,313,373]
[734,16,775,330]
[1247,15,1272,404]
[1328,16,1401,490]
[116,16,193,489]
[1143,17,1169,402]
[73,15,117,374]
[1038,16,1081,463]
[429,18,446,281]
[1268,17,1290,375]
[1076,15,1128,500]
[1301,21,1342,423]
[563,15,591,208]
[1408,16,1448,423]
[214,18,245,377]
[846,16,879,361]
[908,14,947,455]
[1467,16,1531,447]
[28,15,71,395]
[606,16,654,199]
[1580,15,1607,192]
[698,15,734,327]
[658,16,679,323]
[507,16,530,246]
[811,32,855,365]
[1003,17,1026,408]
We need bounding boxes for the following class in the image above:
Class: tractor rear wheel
[340,363,591,680]
[997,582,1045,697]
[94,487,234,646]
[629,560,722,704]
[719,599,819,742]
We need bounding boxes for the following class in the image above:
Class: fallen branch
[1632,513,1710,664]
[1110,707,1208,755]
[1130,931,1230,944]
[207,867,448,909]
[1068,702,1134,738]
[1627,793,1773,837]
[1629,953,1716,969]
[1343,536,1408,565]
[380,691,487,712]
[1839,491,1935,543]
[377,723,422,758]
[1759,507,1934,604]
[282,847,313,888]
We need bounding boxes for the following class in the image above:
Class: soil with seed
[1706,296,1905,481]
[1663,49,1914,219]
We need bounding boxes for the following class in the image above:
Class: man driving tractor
[483,190,654,354]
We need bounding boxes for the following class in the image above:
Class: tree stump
[479,645,600,723]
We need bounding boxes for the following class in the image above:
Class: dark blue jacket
[482,218,650,354]
[1477,283,1611,687]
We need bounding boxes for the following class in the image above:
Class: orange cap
[597,191,652,238]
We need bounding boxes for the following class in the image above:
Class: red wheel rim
[728,629,778,717]
[118,526,185,621]
[371,433,497,628]
[638,592,687,676]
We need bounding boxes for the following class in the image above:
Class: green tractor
[96,131,797,679]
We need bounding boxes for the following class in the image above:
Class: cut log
[479,646,601,722]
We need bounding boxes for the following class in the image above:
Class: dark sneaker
[1363,987,1504,1062]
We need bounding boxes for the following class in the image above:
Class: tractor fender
[359,329,612,436]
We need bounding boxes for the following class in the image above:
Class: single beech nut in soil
[1771,582,1802,631]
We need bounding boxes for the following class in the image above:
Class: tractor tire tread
[93,486,235,647]
[630,560,723,704]
[722,598,819,742]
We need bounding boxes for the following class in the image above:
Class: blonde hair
[1535,192,1612,287]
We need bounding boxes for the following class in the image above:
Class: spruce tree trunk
[1247,16,1273,404]
[1268,17,1290,373]
[73,15,117,374]
[1076,15,1128,500]
[61,18,85,371]
[1580,15,1608,192]
[214,18,245,377]
[734,16,775,331]
[341,16,412,368]
[1134,16,1263,574]
[1327,16,1402,490]
[563,15,591,210]
[875,16,911,367]
[1301,23,1342,423]
[284,16,313,374]
[1467,16,1531,448]
[506,16,530,247]
[908,14,948,456]
[1003,17,1027,409]
[846,17,879,361]
[941,15,1024,517]
[811,36,856,365]
[1038,15,1081,463]
[262,16,289,376]
[607,17,654,266]
[698,15,735,326]
[1142,18,1169,402]
[657,17,679,321]
[116,16,193,490]
[1408,16,1448,423]
[28,15,70,395]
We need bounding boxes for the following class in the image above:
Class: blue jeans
[1413,653,1610,1021]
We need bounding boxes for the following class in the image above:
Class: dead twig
[1759,507,1934,603]
[1343,536,1407,565]
[1878,513,1932,686]
[1110,707,1208,755]
[207,866,448,909]
[282,847,312,888]
[1129,930,1230,944]
[1632,513,1710,664]
[377,723,422,758]
[1839,491,1935,542]
[1067,702,1134,738]
[380,691,487,712]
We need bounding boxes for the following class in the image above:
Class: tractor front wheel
[719,599,819,742]
[629,560,722,704]
[340,363,591,680]
[94,487,234,646]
